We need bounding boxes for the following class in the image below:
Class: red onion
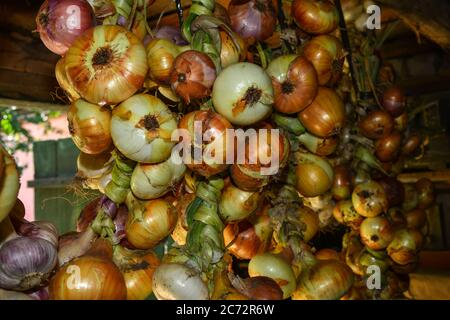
[114,205,128,244]
[36,0,96,55]
[148,25,189,46]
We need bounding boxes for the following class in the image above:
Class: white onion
[152,263,209,300]
[212,62,273,126]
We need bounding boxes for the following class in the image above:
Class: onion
[170,50,217,103]
[36,0,95,55]
[359,110,394,139]
[68,99,112,154]
[219,184,261,223]
[298,87,345,138]
[171,193,195,246]
[65,25,148,105]
[146,39,188,85]
[228,0,276,41]
[402,184,419,212]
[50,239,127,300]
[57,227,97,267]
[352,181,388,218]
[153,25,189,46]
[387,229,423,265]
[0,146,20,223]
[403,208,427,229]
[266,55,318,114]
[402,134,421,156]
[177,110,233,177]
[113,246,160,300]
[76,150,113,180]
[125,194,177,250]
[315,248,341,261]
[295,152,334,198]
[111,94,177,164]
[360,216,394,250]
[382,86,407,118]
[359,252,389,274]
[55,57,80,102]
[387,207,407,229]
[394,112,408,132]
[375,131,402,162]
[130,152,186,200]
[220,30,246,69]
[415,178,435,209]
[292,260,354,300]
[229,274,283,300]
[152,263,208,300]
[248,253,296,299]
[331,165,352,201]
[333,200,364,230]
[377,177,405,208]
[303,35,344,86]
[212,62,273,126]
[291,0,339,35]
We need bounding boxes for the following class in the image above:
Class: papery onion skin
[125,196,178,250]
[111,94,177,164]
[303,35,344,86]
[352,181,389,218]
[291,0,339,35]
[171,193,195,246]
[292,260,354,300]
[231,275,283,300]
[220,30,246,69]
[68,99,112,154]
[298,87,345,138]
[178,110,233,177]
[152,263,209,300]
[267,55,319,114]
[295,152,334,198]
[219,184,261,223]
[359,110,394,140]
[55,57,80,102]
[360,216,394,250]
[170,50,217,103]
[65,25,148,105]
[212,62,273,126]
[248,253,297,299]
[228,0,277,42]
[36,0,95,55]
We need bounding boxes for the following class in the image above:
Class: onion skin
[267,55,318,114]
[415,178,435,209]
[382,86,407,118]
[36,0,95,55]
[377,177,405,208]
[292,260,354,300]
[402,184,419,212]
[291,0,339,35]
[402,134,421,156]
[171,193,195,246]
[298,87,345,138]
[65,25,148,105]
[333,200,364,230]
[220,30,246,68]
[359,110,394,140]
[219,184,261,223]
[230,275,283,300]
[352,181,389,218]
[170,50,217,103]
[303,35,344,86]
[228,0,277,42]
[360,216,394,250]
[315,248,341,261]
[375,131,402,162]
[403,208,427,229]
[55,57,80,102]
[68,99,112,155]
[387,229,423,265]
[295,152,334,198]
[332,165,352,201]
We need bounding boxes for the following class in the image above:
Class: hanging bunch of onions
[228,0,277,42]
[291,0,339,35]
[36,0,96,55]
[0,145,20,223]
[266,55,319,114]
[212,62,274,126]
[110,94,177,164]
[65,25,148,105]
[49,239,127,300]
[303,35,345,87]
[177,110,233,177]
[68,99,112,154]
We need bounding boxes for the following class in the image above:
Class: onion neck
[272,113,305,135]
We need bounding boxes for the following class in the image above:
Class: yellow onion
[76,150,113,180]
[333,200,364,230]
[65,25,147,105]
[315,248,341,261]
[68,99,112,154]
[298,87,345,138]
[177,110,233,177]
[223,206,272,260]
[266,55,318,114]
[219,184,262,223]
[55,57,80,102]
[387,229,423,265]
[125,194,177,250]
[295,152,334,197]
[359,251,389,274]
[296,206,320,242]
[0,145,20,223]
[113,246,160,300]
[220,30,246,68]
[49,240,127,300]
[403,208,427,229]
[360,216,394,250]
[130,152,186,200]
[291,0,339,35]
[375,131,402,162]
[331,165,352,201]
[402,133,421,156]
[402,184,419,212]
[111,94,177,164]
[415,178,435,209]
[303,35,344,86]
[248,253,296,299]
[146,38,188,85]
[292,260,354,300]
[352,181,388,218]
[171,193,195,246]
[359,110,394,140]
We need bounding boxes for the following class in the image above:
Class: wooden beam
[398,170,450,184]
[398,69,450,95]
[0,98,67,112]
